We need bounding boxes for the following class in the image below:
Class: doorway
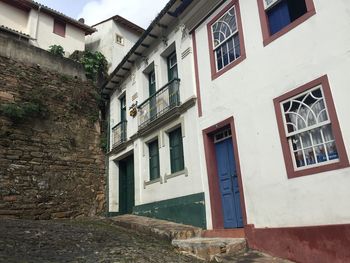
[203,117,247,230]
[118,155,134,214]
[214,129,243,228]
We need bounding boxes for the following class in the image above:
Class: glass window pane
[314,145,327,163]
[304,148,316,165]
[301,132,312,147]
[291,135,302,151]
[294,151,305,168]
[311,128,322,145]
[322,124,335,142]
[326,142,338,160]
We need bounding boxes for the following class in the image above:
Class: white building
[0,0,95,55]
[103,0,350,262]
[86,15,144,74]
[102,0,205,228]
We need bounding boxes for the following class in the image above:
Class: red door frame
[202,116,247,229]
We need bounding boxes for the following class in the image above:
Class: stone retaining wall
[0,54,105,219]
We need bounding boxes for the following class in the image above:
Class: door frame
[202,116,247,229]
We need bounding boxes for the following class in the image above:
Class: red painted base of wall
[245,224,350,263]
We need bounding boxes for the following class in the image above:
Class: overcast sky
[34,0,169,28]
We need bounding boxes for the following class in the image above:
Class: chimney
[78,18,85,24]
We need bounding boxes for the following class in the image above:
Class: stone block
[0,91,14,102]
[3,195,17,202]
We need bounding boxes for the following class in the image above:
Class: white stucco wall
[0,2,28,33]
[108,23,203,212]
[31,12,85,55]
[86,20,141,73]
[194,0,350,228]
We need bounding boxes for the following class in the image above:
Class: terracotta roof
[0,25,32,39]
[3,0,96,35]
[92,15,144,35]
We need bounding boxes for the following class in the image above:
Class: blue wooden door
[215,137,243,228]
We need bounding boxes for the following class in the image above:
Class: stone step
[202,228,245,238]
[172,237,247,262]
[110,214,202,241]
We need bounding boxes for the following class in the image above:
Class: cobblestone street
[0,218,202,263]
[0,219,290,263]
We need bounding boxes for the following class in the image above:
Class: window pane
[314,145,327,163]
[294,151,305,168]
[282,87,328,135]
[311,128,322,145]
[304,148,316,165]
[212,6,237,48]
[322,124,335,142]
[211,5,241,72]
[300,132,312,147]
[233,33,241,58]
[222,43,229,67]
[326,142,338,160]
[291,135,302,151]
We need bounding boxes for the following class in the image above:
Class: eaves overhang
[101,0,194,99]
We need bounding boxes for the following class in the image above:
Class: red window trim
[207,0,246,80]
[53,19,66,38]
[273,75,349,179]
[257,0,316,46]
[202,116,247,229]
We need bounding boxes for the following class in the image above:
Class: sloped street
[0,218,200,263]
[0,218,291,263]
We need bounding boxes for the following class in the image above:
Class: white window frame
[211,5,240,72]
[280,85,339,171]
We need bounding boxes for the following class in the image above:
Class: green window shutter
[167,53,179,107]
[169,127,184,173]
[149,70,157,119]
[149,140,160,180]
[120,95,126,122]
[167,52,178,82]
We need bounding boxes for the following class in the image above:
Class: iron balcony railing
[138,78,180,129]
[112,120,127,149]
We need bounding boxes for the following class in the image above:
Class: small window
[116,34,124,45]
[148,139,160,180]
[169,127,184,173]
[257,0,316,45]
[167,52,178,81]
[53,19,66,37]
[207,1,246,80]
[274,76,349,178]
[120,95,126,122]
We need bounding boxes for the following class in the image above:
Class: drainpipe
[33,5,42,46]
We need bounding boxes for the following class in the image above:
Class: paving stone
[111,214,203,241]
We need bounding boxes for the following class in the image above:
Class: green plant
[48,45,65,57]
[0,102,42,122]
[73,51,108,81]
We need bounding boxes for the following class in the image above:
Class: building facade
[86,15,144,74]
[0,0,94,55]
[102,0,206,228]
[189,0,350,262]
[103,0,350,262]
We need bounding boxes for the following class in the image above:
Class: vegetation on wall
[0,89,47,123]
[70,51,108,81]
[48,45,65,57]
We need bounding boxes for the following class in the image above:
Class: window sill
[287,161,349,179]
[164,167,188,183]
[263,9,316,46]
[211,54,246,80]
[144,177,163,188]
